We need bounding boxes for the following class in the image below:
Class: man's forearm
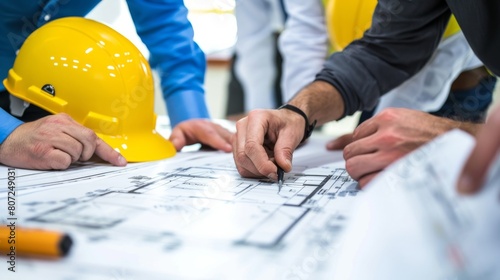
[456,121,482,136]
[287,81,345,126]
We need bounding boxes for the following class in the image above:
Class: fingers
[0,114,127,170]
[245,110,301,178]
[233,117,265,178]
[60,114,95,161]
[54,115,125,166]
[202,124,233,152]
[233,109,300,179]
[273,126,303,172]
[458,107,500,194]
[244,112,279,178]
[273,136,294,172]
[345,150,401,182]
[343,136,378,160]
[93,138,127,166]
[169,120,233,152]
[342,119,380,159]
[36,114,92,163]
[41,149,73,170]
[243,111,279,178]
[272,109,306,173]
[352,117,378,140]
[357,172,380,188]
[169,126,187,151]
[326,133,353,150]
[48,133,84,163]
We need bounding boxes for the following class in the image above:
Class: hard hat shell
[4,17,176,162]
[326,0,461,51]
[326,0,377,51]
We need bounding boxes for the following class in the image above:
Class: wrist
[456,121,482,136]
[288,81,345,124]
[437,116,482,136]
[278,104,317,143]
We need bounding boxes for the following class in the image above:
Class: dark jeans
[430,75,496,123]
[226,32,284,117]
[0,90,51,122]
[358,75,497,125]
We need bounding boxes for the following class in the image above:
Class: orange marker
[0,225,73,258]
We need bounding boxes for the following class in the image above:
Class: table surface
[0,135,358,280]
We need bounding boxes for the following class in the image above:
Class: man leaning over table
[232,0,500,191]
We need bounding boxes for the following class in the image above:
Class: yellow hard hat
[325,0,461,51]
[3,17,176,162]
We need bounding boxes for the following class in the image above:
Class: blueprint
[0,137,359,280]
[332,130,500,280]
[2,128,499,279]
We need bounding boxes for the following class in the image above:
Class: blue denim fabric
[430,75,497,123]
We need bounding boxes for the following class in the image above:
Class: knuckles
[50,156,72,170]
[344,159,361,180]
[244,140,261,157]
[43,113,71,125]
[247,109,267,119]
[81,127,98,142]
[234,150,248,166]
[376,108,402,122]
[31,141,51,159]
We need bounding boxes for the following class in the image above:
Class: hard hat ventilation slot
[41,84,56,96]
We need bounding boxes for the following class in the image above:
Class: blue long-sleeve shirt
[0,0,209,143]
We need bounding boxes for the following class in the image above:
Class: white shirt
[234,0,285,111]
[279,0,483,114]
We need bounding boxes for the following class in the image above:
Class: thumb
[169,126,187,151]
[274,132,301,172]
[458,107,500,194]
[326,133,353,150]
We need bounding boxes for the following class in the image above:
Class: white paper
[332,129,500,280]
[0,136,358,279]
[3,130,498,279]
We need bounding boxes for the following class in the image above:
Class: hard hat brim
[99,130,176,162]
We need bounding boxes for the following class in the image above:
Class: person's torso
[0,0,100,91]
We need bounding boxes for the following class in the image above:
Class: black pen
[277,165,284,194]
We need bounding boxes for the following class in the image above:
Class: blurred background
[86,0,235,118]
[86,0,500,137]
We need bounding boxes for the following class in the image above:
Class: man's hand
[232,109,305,179]
[326,133,354,151]
[458,105,500,194]
[169,119,233,152]
[0,114,127,169]
[330,108,463,187]
[231,80,344,179]
[230,81,344,179]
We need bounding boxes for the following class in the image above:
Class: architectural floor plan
[0,137,359,279]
